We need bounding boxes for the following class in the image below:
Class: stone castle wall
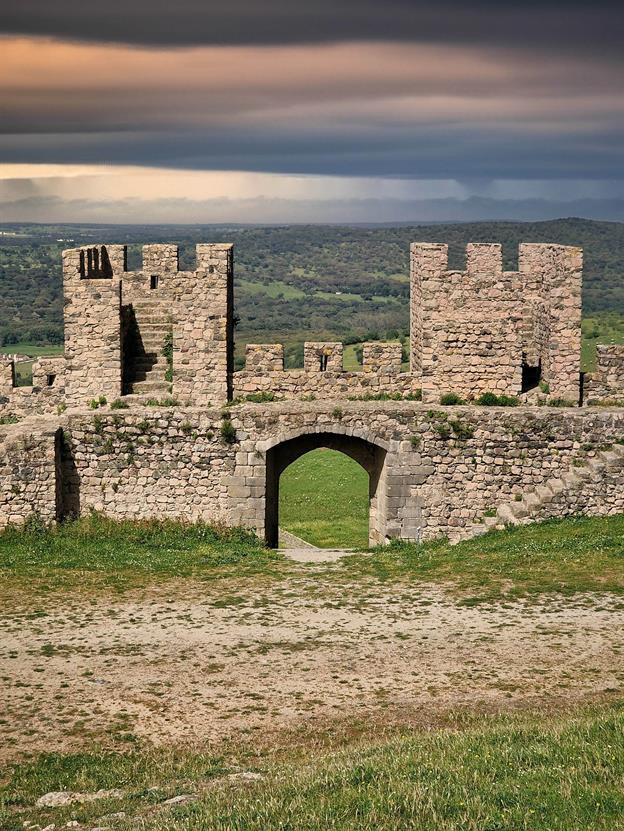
[0,356,66,417]
[60,242,234,407]
[4,235,624,547]
[233,341,418,399]
[4,402,624,543]
[63,245,126,406]
[0,419,59,528]
[0,237,605,415]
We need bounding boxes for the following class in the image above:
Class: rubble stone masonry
[2,237,624,544]
[2,402,624,544]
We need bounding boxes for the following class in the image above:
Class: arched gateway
[263,430,389,548]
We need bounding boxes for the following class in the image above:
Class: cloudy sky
[0,1,622,223]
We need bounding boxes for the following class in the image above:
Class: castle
[2,239,624,545]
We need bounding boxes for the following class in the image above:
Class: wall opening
[54,428,80,521]
[14,361,31,388]
[150,274,159,290]
[521,356,542,393]
[79,246,113,279]
[265,431,387,549]
[46,373,56,387]
[319,353,329,371]
[279,448,369,548]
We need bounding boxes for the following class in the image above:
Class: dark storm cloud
[2,37,622,180]
[0,0,622,54]
[1,125,622,181]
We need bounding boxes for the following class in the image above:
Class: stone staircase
[463,443,624,541]
[124,298,172,397]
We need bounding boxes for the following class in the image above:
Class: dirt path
[2,578,623,762]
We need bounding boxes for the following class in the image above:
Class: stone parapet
[585,345,624,404]
[3,402,624,545]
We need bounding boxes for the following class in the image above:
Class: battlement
[63,243,235,282]
[410,242,582,403]
[63,244,127,280]
[0,237,594,414]
[234,340,412,399]
[410,241,582,274]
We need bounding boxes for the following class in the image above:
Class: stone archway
[264,430,388,548]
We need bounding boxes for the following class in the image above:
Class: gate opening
[279,448,369,548]
[264,431,387,549]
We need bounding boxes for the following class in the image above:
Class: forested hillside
[1,219,623,365]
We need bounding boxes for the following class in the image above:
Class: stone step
[469,443,624,544]
[129,371,168,383]
[125,380,170,394]
[496,504,517,525]
[130,357,168,369]
[133,342,168,352]
[133,316,172,324]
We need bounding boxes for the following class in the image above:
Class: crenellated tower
[410,242,582,404]
[62,242,234,407]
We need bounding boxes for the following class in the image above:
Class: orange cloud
[1,36,621,134]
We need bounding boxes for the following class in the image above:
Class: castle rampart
[2,236,624,545]
[3,402,624,545]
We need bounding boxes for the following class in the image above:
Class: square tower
[63,244,127,405]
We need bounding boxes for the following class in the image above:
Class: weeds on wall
[227,391,278,406]
[220,415,237,444]
[448,418,475,440]
[89,395,108,409]
[145,397,178,407]
[476,392,520,407]
[440,392,465,405]
[347,390,422,401]
[547,397,576,408]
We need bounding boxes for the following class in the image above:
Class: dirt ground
[2,573,624,763]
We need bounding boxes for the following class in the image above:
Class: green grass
[343,343,363,371]
[582,313,624,371]
[238,280,307,300]
[0,514,282,595]
[4,705,624,830]
[0,343,63,358]
[0,343,63,386]
[2,510,624,602]
[343,513,624,601]
[279,449,369,548]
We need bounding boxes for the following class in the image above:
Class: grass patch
[280,448,369,548]
[1,510,624,602]
[345,513,624,601]
[582,313,624,371]
[3,705,624,830]
[0,343,63,358]
[0,515,282,595]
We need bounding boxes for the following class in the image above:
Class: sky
[0,1,622,224]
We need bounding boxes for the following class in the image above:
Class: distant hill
[1,219,623,364]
